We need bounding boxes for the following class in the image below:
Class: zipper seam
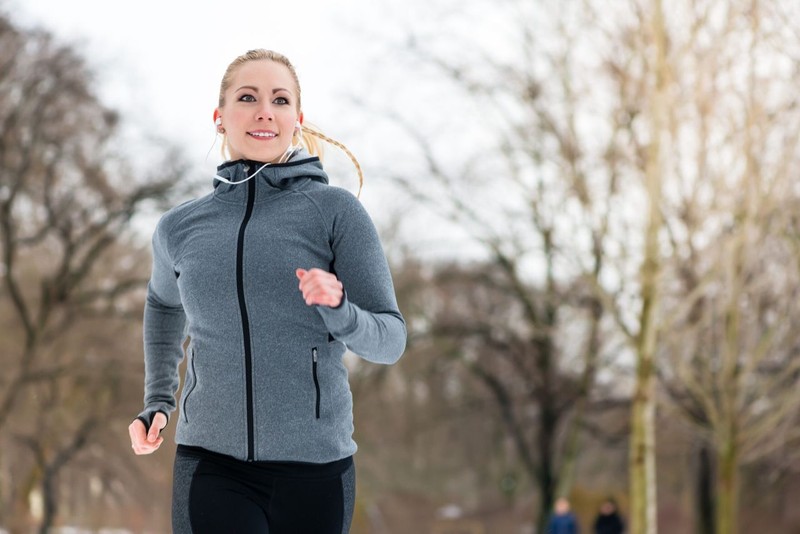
[312,347,321,419]
[236,178,257,461]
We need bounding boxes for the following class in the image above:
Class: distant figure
[547,497,580,534]
[593,498,625,534]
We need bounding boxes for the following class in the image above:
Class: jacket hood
[213,148,328,203]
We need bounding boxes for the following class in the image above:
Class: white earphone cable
[213,162,271,185]
[212,122,304,185]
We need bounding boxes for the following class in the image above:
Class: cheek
[282,111,299,129]
[219,111,242,135]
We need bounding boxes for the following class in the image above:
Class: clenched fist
[296,268,343,308]
[129,412,167,455]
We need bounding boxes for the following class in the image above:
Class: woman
[128,49,406,533]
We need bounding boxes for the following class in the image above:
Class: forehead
[229,60,296,92]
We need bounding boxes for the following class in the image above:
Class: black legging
[172,445,355,533]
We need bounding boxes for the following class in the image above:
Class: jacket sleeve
[315,192,406,364]
[137,215,187,427]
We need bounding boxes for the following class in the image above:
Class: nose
[255,102,274,121]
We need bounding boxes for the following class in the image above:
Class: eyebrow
[234,86,293,94]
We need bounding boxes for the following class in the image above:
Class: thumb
[295,268,307,280]
[148,412,166,442]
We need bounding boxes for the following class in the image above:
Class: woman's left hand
[296,268,343,308]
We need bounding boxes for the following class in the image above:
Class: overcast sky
[9,0,402,168]
[5,0,512,259]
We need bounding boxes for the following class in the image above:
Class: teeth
[250,132,277,138]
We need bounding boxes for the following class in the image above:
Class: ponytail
[301,125,364,199]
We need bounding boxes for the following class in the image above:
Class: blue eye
[239,94,256,103]
[274,96,289,105]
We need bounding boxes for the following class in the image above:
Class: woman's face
[218,60,301,163]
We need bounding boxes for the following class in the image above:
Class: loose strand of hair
[303,127,363,199]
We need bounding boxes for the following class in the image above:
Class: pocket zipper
[183,348,198,423]
[312,347,321,419]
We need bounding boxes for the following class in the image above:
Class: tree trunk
[38,472,57,534]
[715,429,739,534]
[695,442,716,534]
[628,352,657,534]
[536,397,558,534]
[629,1,667,533]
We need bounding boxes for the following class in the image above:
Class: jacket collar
[213,148,328,203]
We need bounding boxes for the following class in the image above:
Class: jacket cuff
[315,292,358,338]
[135,408,170,433]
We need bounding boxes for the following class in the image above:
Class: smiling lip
[248,130,278,139]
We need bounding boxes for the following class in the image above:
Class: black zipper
[236,177,257,461]
[182,348,198,423]
[312,347,321,419]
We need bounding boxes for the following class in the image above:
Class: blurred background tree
[0,12,188,532]
[351,0,800,532]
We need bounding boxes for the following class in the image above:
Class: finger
[300,272,341,295]
[133,437,164,455]
[307,268,341,286]
[129,419,147,445]
[298,276,322,299]
[129,419,162,455]
[305,286,344,307]
[148,412,167,443]
[303,285,340,301]
[297,269,343,307]
[312,274,342,291]
[297,269,324,291]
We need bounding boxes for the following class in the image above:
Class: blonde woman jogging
[128,49,406,533]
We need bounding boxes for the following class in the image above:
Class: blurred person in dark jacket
[593,498,625,534]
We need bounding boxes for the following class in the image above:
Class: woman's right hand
[129,412,168,455]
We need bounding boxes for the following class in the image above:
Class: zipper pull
[312,347,318,362]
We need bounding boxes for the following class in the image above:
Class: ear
[213,108,222,126]
[298,111,304,125]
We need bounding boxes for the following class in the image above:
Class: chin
[249,148,290,163]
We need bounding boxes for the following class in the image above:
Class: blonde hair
[218,49,363,197]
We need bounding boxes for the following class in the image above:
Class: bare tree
[346,253,632,532]
[625,1,800,533]
[361,0,800,532]
[0,14,186,529]
[627,1,668,532]
[360,6,631,530]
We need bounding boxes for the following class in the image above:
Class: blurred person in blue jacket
[548,497,580,534]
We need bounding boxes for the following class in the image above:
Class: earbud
[214,110,224,134]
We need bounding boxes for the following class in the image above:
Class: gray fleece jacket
[137,150,406,463]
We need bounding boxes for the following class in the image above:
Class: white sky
[8,0,399,170]
[3,0,519,260]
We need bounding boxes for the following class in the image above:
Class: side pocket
[312,347,321,419]
[182,348,198,423]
